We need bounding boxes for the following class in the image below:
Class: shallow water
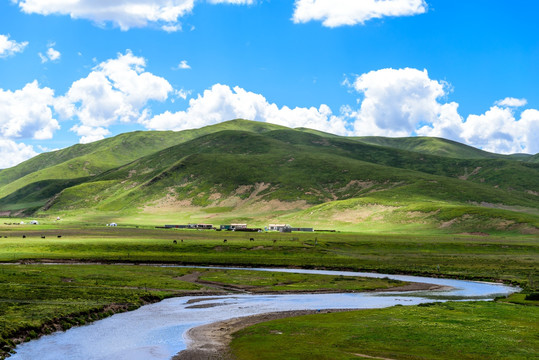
[10,267,518,360]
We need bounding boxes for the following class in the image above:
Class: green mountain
[0,120,286,200]
[1,120,538,234]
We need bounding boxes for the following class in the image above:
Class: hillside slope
[0,120,287,199]
[1,120,537,233]
[353,136,531,160]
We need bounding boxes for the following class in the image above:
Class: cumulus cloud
[0,34,28,58]
[0,81,60,140]
[39,47,61,63]
[0,139,38,169]
[461,106,539,154]
[292,0,427,27]
[346,67,539,154]
[495,97,527,108]
[13,0,255,31]
[15,0,195,31]
[61,50,173,142]
[70,125,111,144]
[144,83,349,134]
[347,67,452,137]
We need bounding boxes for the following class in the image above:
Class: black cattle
[223,239,227,243]
[173,240,177,244]
[249,238,254,241]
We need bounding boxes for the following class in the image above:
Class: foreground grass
[0,226,536,287]
[230,301,539,360]
[0,265,201,357]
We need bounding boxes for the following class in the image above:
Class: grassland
[230,301,539,360]
[0,222,537,359]
[0,225,536,287]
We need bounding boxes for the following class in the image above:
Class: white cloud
[174,89,192,100]
[0,139,38,169]
[16,0,195,31]
[348,67,451,137]
[61,50,173,142]
[70,125,111,144]
[495,97,527,108]
[162,24,182,33]
[0,34,28,58]
[144,84,349,135]
[461,106,539,154]
[39,47,61,63]
[292,0,427,27]
[0,81,60,140]
[13,0,256,31]
[346,67,539,154]
[176,60,191,69]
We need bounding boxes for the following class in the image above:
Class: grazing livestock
[250,238,254,241]
[57,235,62,238]
[223,239,227,243]
[173,240,177,244]
[22,235,26,239]
[41,235,46,239]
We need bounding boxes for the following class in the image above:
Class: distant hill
[0,120,537,234]
[353,136,532,160]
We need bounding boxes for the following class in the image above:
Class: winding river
[10,267,517,360]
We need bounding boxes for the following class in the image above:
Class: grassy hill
[1,120,538,234]
[353,136,531,160]
[0,120,286,200]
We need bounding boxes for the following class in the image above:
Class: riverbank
[174,309,352,360]
[173,281,447,360]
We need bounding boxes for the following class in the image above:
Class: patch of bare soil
[334,205,395,223]
[458,166,482,180]
[439,218,458,229]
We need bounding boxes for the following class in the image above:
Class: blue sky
[0,0,538,168]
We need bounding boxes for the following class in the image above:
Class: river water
[10,267,517,360]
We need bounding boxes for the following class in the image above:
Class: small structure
[220,224,248,231]
[268,224,313,232]
[164,225,189,229]
[268,224,289,232]
[289,227,314,232]
[192,224,213,230]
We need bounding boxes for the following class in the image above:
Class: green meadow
[230,301,539,360]
[0,225,536,286]
[0,222,537,359]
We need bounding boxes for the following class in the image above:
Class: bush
[524,292,539,300]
